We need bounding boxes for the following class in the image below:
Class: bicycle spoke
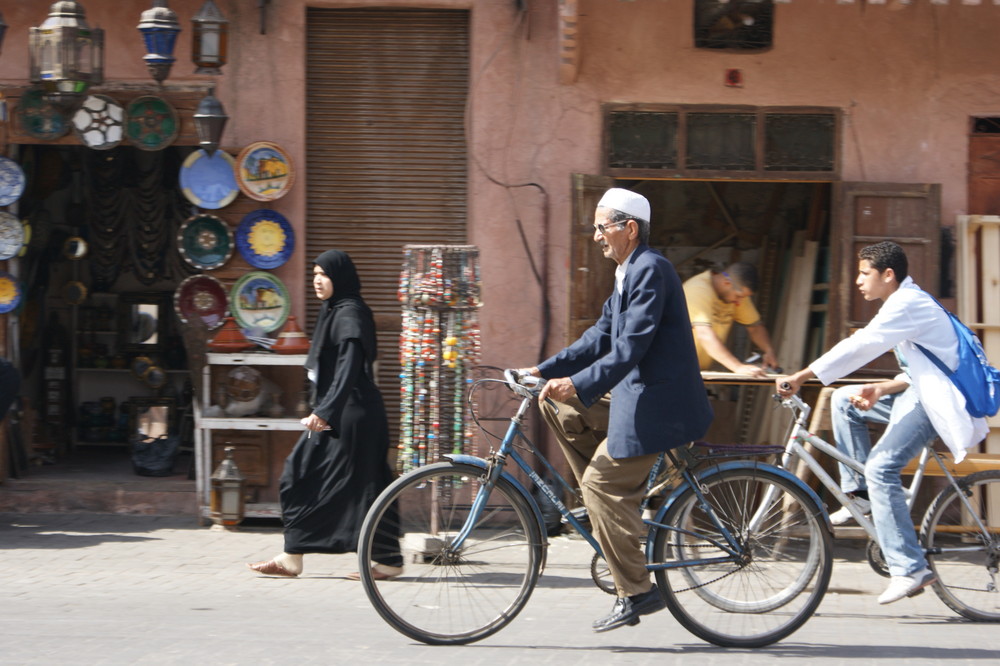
[655,468,832,648]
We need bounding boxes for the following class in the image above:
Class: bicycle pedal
[907,587,926,598]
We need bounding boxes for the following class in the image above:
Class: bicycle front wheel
[920,470,1000,621]
[654,467,832,648]
[357,461,545,645]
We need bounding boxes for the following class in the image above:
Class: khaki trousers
[540,395,658,598]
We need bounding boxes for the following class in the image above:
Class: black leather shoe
[592,584,667,633]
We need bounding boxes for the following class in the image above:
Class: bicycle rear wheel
[920,470,1000,621]
[654,467,832,648]
[357,461,545,645]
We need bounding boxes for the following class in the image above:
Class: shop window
[687,112,756,171]
[608,111,678,169]
[694,0,774,51]
[972,117,1000,134]
[765,113,836,172]
[604,104,839,180]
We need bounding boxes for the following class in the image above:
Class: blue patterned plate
[235,209,295,269]
[178,213,233,270]
[0,271,22,314]
[0,157,27,207]
[179,149,239,210]
[229,271,290,334]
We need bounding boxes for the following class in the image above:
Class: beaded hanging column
[398,245,482,474]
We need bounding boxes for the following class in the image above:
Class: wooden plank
[956,215,1000,526]
[901,453,1000,477]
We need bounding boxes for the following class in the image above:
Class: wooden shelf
[199,417,303,431]
[206,353,307,366]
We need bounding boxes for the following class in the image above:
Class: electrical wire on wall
[464,3,551,365]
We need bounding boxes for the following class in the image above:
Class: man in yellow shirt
[683,263,778,378]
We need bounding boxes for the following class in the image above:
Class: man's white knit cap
[597,188,650,222]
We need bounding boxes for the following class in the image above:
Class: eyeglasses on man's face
[592,220,629,235]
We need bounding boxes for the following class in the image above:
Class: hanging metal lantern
[210,446,247,529]
[137,0,181,83]
[192,0,229,76]
[28,1,105,110]
[193,87,229,156]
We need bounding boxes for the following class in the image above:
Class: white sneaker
[829,496,871,526]
[877,568,938,605]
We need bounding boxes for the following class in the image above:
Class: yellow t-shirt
[683,270,762,370]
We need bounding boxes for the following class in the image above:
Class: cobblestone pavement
[1,512,998,665]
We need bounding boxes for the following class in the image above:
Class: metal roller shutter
[305,8,469,451]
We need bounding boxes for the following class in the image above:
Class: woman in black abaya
[247,250,402,579]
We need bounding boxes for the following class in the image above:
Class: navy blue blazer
[538,244,713,458]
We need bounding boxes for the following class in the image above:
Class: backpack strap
[912,291,960,376]
[914,341,953,378]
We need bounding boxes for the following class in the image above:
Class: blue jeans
[830,385,938,576]
[830,385,894,494]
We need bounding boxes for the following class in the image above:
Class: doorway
[3,145,197,504]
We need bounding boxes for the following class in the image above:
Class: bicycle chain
[667,542,746,593]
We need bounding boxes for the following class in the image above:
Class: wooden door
[829,182,941,373]
[969,135,1000,214]
[568,174,617,344]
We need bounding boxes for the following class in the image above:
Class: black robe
[280,252,400,565]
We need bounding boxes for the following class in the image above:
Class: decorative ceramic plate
[125,95,179,152]
[17,88,70,141]
[179,149,239,209]
[174,274,229,330]
[235,141,295,202]
[229,271,290,333]
[0,271,23,314]
[0,157,27,207]
[235,209,295,269]
[131,355,154,380]
[177,213,233,270]
[142,366,168,390]
[63,280,88,305]
[71,94,124,150]
[0,212,25,260]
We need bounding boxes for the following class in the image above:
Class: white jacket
[810,277,988,462]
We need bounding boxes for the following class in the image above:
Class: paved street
[1,512,998,665]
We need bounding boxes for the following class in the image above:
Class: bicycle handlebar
[504,368,559,413]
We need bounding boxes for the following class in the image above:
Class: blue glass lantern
[29,1,105,109]
[137,0,181,83]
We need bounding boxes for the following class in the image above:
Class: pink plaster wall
[465,0,1000,370]
[4,0,999,377]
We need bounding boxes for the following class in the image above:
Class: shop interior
[8,144,198,481]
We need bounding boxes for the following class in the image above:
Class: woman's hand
[300,414,331,432]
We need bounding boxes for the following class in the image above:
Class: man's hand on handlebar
[513,367,541,381]
[538,376,576,404]
[775,367,816,397]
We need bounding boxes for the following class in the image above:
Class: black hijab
[304,250,378,377]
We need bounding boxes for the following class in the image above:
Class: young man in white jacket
[776,241,989,605]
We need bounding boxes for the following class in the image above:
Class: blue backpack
[915,298,1000,419]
